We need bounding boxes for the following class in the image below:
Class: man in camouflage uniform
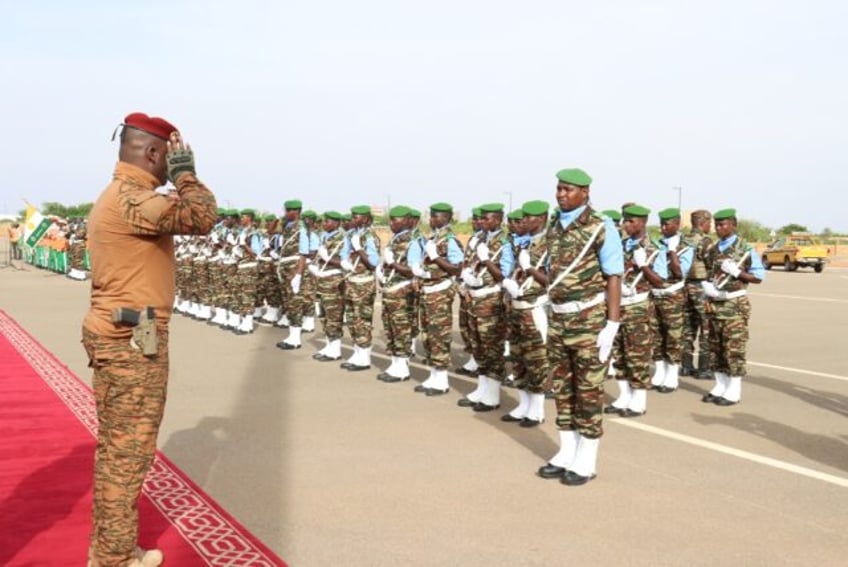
[500,200,549,426]
[701,208,765,405]
[411,202,464,394]
[229,209,261,334]
[406,208,424,357]
[456,207,483,376]
[275,200,313,349]
[207,210,235,326]
[294,210,320,333]
[456,203,514,411]
[536,168,622,486]
[680,209,713,379]
[606,205,662,417]
[255,214,280,322]
[311,212,347,361]
[649,208,694,393]
[67,219,89,280]
[377,205,420,382]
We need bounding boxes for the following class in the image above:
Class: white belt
[468,285,502,299]
[194,257,206,263]
[550,292,605,314]
[348,274,375,284]
[621,292,650,306]
[651,281,686,297]
[512,295,549,310]
[317,269,342,278]
[422,279,453,294]
[278,255,300,264]
[711,289,747,301]
[238,262,258,269]
[257,256,274,262]
[383,280,413,293]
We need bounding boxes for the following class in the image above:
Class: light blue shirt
[426,227,463,264]
[488,229,515,275]
[719,234,766,280]
[512,234,531,249]
[363,230,380,267]
[557,206,624,276]
[249,231,264,255]
[308,231,320,252]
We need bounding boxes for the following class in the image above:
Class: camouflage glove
[166,146,196,182]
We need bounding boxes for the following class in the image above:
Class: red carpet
[0,311,286,566]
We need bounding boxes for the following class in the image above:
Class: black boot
[680,352,695,377]
[696,353,713,380]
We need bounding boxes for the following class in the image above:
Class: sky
[1,0,845,232]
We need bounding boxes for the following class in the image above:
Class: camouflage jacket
[685,228,712,281]
[279,220,304,257]
[423,226,462,284]
[705,234,754,294]
[546,207,609,304]
[350,226,381,275]
[385,229,414,286]
[622,234,660,294]
[514,231,548,301]
[476,228,509,288]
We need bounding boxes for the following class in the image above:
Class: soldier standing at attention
[299,210,321,333]
[406,209,425,358]
[536,168,622,486]
[311,212,347,361]
[680,209,713,379]
[276,201,312,349]
[411,203,463,395]
[649,208,693,393]
[83,113,217,566]
[456,207,484,376]
[701,208,764,405]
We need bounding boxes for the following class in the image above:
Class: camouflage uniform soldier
[502,207,527,382]
[606,205,662,417]
[456,203,514,411]
[411,202,464,395]
[406,209,424,356]
[377,206,421,382]
[191,236,212,320]
[229,209,261,334]
[337,205,381,370]
[218,210,241,329]
[456,207,484,376]
[67,220,89,280]
[255,215,280,322]
[276,201,313,349]
[310,212,347,361]
[299,210,321,333]
[500,201,550,426]
[207,211,235,326]
[701,208,765,405]
[536,168,623,486]
[649,208,694,393]
[680,210,713,378]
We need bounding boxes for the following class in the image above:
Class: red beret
[123,112,178,140]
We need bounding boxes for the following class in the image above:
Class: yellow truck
[761,233,829,273]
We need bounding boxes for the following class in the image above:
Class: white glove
[632,247,647,268]
[701,281,720,298]
[350,234,362,251]
[621,283,635,297]
[317,245,329,261]
[501,278,520,298]
[721,259,742,278]
[476,243,490,262]
[596,320,620,363]
[383,248,395,265]
[460,267,482,287]
[308,264,320,276]
[424,240,439,261]
[232,246,243,259]
[666,235,680,251]
[270,250,280,260]
[340,259,354,272]
[411,264,431,279]
[518,249,532,271]
[375,264,385,284]
[291,274,302,294]
[226,233,237,245]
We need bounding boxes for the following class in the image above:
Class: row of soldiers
[174,168,765,485]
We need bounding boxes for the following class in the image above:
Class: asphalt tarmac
[2,263,846,566]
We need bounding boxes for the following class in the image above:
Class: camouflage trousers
[468,292,506,380]
[221,263,238,311]
[683,281,710,363]
[317,273,345,341]
[254,259,278,308]
[613,298,654,388]
[548,303,607,439]
[82,326,169,567]
[650,291,685,363]
[409,289,421,339]
[508,304,549,393]
[419,282,456,370]
[206,261,224,307]
[234,261,258,316]
[278,260,304,326]
[176,259,192,300]
[69,241,86,270]
[707,296,751,376]
[381,284,414,356]
[458,292,476,355]
[301,270,317,317]
[192,259,210,306]
[344,277,376,347]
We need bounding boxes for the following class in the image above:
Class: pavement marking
[610,419,848,489]
[748,361,848,382]
[749,292,848,304]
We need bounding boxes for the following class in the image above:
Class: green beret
[430,202,453,213]
[324,211,342,221]
[389,205,411,218]
[472,207,483,218]
[351,205,371,215]
[284,199,302,210]
[507,208,525,221]
[226,209,239,217]
[216,207,226,216]
[556,168,592,187]
[240,208,256,218]
[301,209,317,219]
[714,208,737,220]
[522,200,549,217]
[408,208,422,219]
[622,205,650,218]
[602,209,622,221]
[480,202,505,214]
[658,207,681,221]
[263,214,277,221]
[341,213,352,221]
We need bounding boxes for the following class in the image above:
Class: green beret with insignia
[622,205,650,218]
[240,208,256,218]
[658,207,681,221]
[714,208,737,220]
[430,202,453,213]
[351,205,371,215]
[507,208,525,221]
[602,209,622,221]
[480,202,505,214]
[522,200,549,217]
[472,207,483,218]
[302,210,317,219]
[556,168,592,187]
[324,211,342,221]
[284,199,302,210]
[389,205,411,218]
[409,208,422,219]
